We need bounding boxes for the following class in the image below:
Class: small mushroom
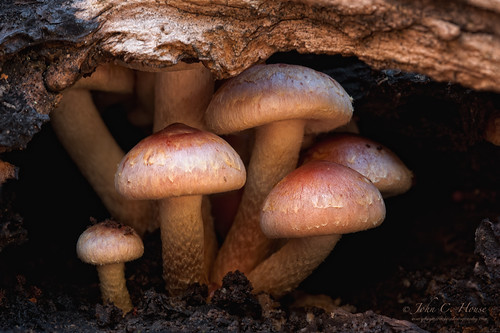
[115,123,246,295]
[302,133,413,197]
[206,63,354,285]
[76,219,144,314]
[247,160,386,298]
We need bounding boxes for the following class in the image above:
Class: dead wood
[1,0,500,150]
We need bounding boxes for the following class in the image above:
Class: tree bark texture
[0,0,499,151]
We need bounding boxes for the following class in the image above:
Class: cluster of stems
[66,62,412,311]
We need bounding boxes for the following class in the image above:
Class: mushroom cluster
[61,62,412,310]
[247,133,413,297]
[205,64,354,286]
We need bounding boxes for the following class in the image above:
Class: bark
[1,0,500,151]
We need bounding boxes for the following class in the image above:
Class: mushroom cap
[115,123,246,200]
[261,160,386,238]
[76,220,144,265]
[302,133,413,197]
[205,64,353,135]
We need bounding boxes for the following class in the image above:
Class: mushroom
[115,123,246,295]
[205,63,354,285]
[76,219,144,314]
[247,160,386,298]
[153,63,218,280]
[302,133,413,197]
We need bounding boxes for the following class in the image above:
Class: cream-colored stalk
[158,195,205,293]
[211,120,306,284]
[153,63,217,283]
[248,235,341,297]
[153,63,214,131]
[96,262,134,313]
[50,88,154,235]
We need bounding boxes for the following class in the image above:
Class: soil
[0,53,499,332]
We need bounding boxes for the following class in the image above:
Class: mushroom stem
[247,234,341,298]
[115,124,245,296]
[159,195,206,295]
[154,64,214,131]
[153,63,217,283]
[211,119,305,284]
[50,89,153,235]
[72,64,135,93]
[96,262,133,313]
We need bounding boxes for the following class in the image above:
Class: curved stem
[211,119,305,285]
[97,262,133,313]
[247,234,341,298]
[159,195,206,295]
[50,89,153,235]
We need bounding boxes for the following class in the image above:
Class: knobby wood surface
[0,0,499,150]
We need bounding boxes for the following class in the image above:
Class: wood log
[1,0,499,150]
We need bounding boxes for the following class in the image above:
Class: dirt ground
[0,53,499,332]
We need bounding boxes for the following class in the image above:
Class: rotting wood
[0,0,500,151]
